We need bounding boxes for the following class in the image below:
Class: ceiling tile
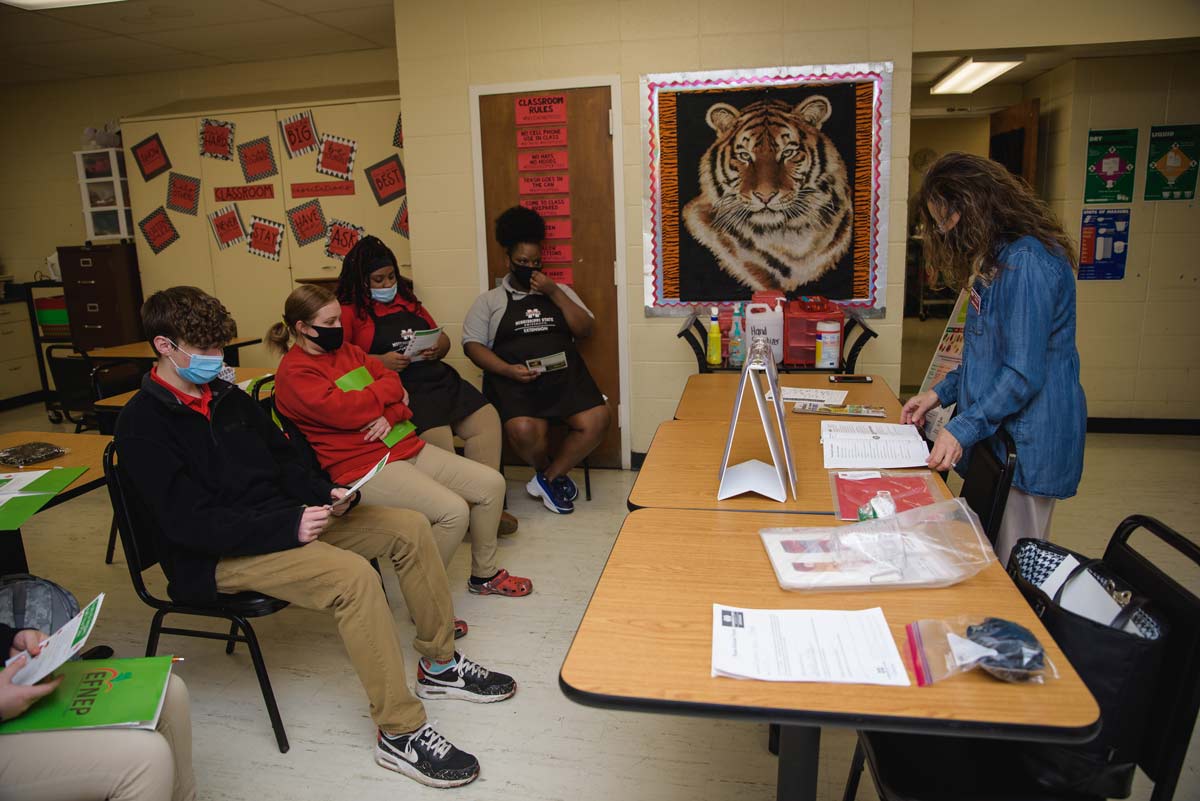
[0,7,113,44]
[310,5,394,48]
[0,59,88,84]
[42,0,294,34]
[264,0,391,12]
[135,15,373,52]
[86,52,229,77]
[5,36,195,73]
[202,37,378,64]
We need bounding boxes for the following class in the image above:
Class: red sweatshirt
[341,298,438,353]
[274,341,424,483]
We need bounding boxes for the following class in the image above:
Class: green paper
[334,366,375,392]
[0,657,172,734]
[1145,124,1199,201]
[1084,128,1138,203]
[0,466,88,529]
[383,420,416,448]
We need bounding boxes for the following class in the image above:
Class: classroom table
[628,420,952,514]
[673,373,902,423]
[95,367,275,411]
[87,336,262,366]
[559,508,1100,801]
[0,431,110,572]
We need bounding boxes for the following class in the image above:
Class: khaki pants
[422,404,503,472]
[995,486,1057,567]
[0,674,196,801]
[360,443,506,579]
[214,505,454,734]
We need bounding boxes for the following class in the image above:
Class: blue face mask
[370,285,398,304]
[168,340,224,385]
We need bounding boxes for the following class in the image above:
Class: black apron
[483,288,604,421]
[367,305,487,432]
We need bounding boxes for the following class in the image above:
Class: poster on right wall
[1084,128,1138,203]
[1145,124,1198,201]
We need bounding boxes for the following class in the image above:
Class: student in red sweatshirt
[268,285,532,598]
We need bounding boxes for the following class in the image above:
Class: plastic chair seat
[165,591,289,617]
[859,731,1102,801]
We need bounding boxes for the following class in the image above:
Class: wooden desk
[95,367,275,410]
[628,420,951,514]
[87,336,262,366]
[0,431,110,572]
[674,373,901,422]
[560,509,1099,801]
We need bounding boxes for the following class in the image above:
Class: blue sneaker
[526,472,574,514]
[553,474,579,502]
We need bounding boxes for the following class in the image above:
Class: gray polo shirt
[462,274,594,350]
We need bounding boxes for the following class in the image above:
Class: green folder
[333,368,416,448]
[0,656,173,734]
[0,466,88,530]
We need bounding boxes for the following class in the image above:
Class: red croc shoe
[453,618,469,639]
[467,569,532,597]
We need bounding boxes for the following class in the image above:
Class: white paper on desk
[711,604,910,685]
[6,594,104,686]
[0,470,49,495]
[1038,555,1141,635]
[765,387,848,405]
[821,421,929,469]
[399,328,442,362]
[332,455,389,507]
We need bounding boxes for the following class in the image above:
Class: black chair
[98,358,149,565]
[959,428,1018,547]
[841,514,1200,801]
[103,442,291,753]
[677,308,878,374]
[45,346,100,432]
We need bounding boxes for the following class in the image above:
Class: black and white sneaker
[375,723,479,788]
[553,474,579,502]
[416,652,517,703]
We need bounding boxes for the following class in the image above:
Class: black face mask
[509,261,539,286]
[303,324,344,353]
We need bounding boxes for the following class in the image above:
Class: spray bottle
[728,303,746,368]
[706,306,722,367]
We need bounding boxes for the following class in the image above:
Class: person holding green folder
[268,285,533,601]
[0,621,197,801]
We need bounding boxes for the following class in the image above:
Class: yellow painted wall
[914,0,1200,52]
[908,116,990,197]
[1025,53,1200,419]
[0,48,396,285]
[393,0,914,453]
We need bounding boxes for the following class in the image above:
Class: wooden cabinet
[0,302,41,402]
[56,243,144,351]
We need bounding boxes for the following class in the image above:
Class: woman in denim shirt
[902,153,1087,565]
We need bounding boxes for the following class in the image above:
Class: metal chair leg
[238,616,289,753]
[225,620,239,654]
[145,609,167,656]
[584,459,592,501]
[768,723,780,754]
[841,739,866,801]
[105,517,118,564]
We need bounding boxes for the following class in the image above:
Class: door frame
[468,75,632,470]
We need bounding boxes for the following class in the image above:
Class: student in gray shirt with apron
[463,207,609,515]
[338,236,518,536]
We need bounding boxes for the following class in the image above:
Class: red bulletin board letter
[519,174,570,195]
[131,133,171,181]
[363,154,406,206]
[517,150,569,172]
[544,218,572,239]
[521,196,571,217]
[542,243,572,264]
[517,127,567,149]
[138,207,179,254]
[325,219,364,260]
[290,181,355,199]
[515,94,567,125]
[200,118,235,160]
[542,266,574,286]
[287,200,327,246]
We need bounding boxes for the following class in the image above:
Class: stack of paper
[711,605,910,685]
[765,387,848,405]
[820,421,930,469]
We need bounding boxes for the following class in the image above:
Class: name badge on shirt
[969,286,982,314]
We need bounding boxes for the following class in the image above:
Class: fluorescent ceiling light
[930,57,1024,95]
[1,0,127,9]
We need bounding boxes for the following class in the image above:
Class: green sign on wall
[1084,128,1138,203]
[1145,124,1199,201]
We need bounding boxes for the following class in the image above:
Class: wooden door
[478,86,621,468]
[989,99,1040,187]
[275,99,407,288]
[196,111,291,367]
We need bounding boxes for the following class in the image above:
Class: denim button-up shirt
[933,236,1087,499]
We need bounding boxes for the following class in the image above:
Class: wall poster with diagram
[641,63,893,315]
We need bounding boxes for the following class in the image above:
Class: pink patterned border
[646,69,886,310]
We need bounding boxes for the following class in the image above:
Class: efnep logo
[68,667,132,716]
[525,308,541,319]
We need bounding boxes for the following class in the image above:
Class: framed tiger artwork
[641,63,894,314]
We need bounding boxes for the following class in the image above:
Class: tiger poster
[642,64,893,313]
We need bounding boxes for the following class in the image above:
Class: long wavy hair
[915,152,1077,290]
[335,235,418,317]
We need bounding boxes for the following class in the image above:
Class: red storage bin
[783,296,843,367]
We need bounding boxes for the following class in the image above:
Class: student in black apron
[338,236,518,536]
[462,206,609,515]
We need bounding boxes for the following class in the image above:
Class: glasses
[511,257,541,268]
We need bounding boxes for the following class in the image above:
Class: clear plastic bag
[759,498,996,591]
[905,616,1059,686]
[0,442,68,467]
